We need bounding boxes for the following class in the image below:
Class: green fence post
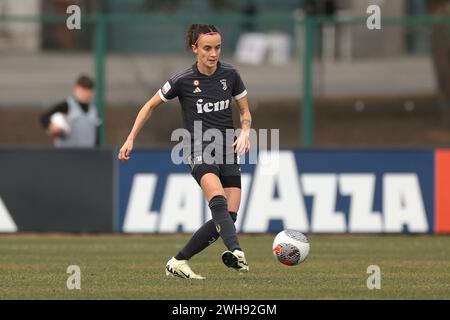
[94,15,106,146]
[302,15,314,147]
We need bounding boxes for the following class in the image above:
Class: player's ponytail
[186,23,220,49]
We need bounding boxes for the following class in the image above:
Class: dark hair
[75,74,95,89]
[186,24,220,49]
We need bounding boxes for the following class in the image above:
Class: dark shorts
[187,151,241,189]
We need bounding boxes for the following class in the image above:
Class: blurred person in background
[40,75,101,148]
[118,23,252,280]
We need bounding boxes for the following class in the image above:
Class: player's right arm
[118,91,164,161]
[119,76,178,161]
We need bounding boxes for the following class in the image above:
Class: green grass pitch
[0,234,449,299]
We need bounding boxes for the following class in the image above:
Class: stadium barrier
[0,148,115,232]
[1,148,449,233]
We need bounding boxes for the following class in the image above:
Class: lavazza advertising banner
[118,149,450,234]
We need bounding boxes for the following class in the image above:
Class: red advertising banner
[435,149,450,233]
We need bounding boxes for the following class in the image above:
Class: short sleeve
[232,70,247,100]
[158,79,178,102]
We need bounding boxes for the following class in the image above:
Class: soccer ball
[50,112,71,136]
[272,230,310,266]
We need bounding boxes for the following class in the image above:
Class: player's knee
[209,195,228,211]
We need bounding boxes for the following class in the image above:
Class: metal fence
[1,13,449,147]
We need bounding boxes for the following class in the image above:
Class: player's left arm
[233,95,252,155]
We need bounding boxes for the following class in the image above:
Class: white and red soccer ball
[272,230,310,266]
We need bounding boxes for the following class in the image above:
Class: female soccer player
[118,24,252,280]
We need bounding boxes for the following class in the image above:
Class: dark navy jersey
[158,61,247,140]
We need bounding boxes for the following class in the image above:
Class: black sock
[208,195,241,252]
[229,211,237,223]
[175,211,238,261]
